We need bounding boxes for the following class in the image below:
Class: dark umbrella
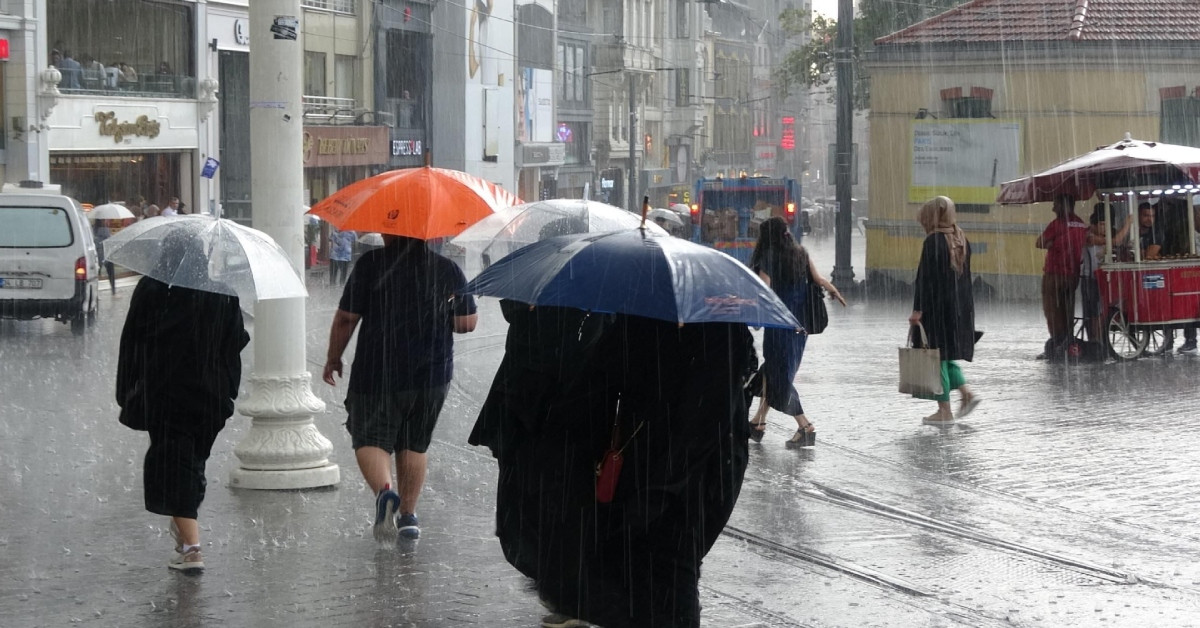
[462,229,800,329]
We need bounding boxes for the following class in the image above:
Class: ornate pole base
[229,373,340,490]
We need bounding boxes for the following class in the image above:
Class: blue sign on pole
[200,157,220,179]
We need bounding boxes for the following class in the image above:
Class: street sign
[200,157,220,179]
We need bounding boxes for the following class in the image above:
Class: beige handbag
[898,323,944,396]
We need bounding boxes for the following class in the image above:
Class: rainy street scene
[4,0,1200,627]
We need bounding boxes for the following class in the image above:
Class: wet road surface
[4,234,1200,626]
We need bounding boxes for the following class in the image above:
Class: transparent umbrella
[450,198,667,261]
[101,215,307,303]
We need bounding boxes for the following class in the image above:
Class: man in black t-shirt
[323,236,477,541]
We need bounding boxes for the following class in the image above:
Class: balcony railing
[302,0,355,14]
[302,96,362,124]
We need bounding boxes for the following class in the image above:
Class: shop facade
[46,98,202,211]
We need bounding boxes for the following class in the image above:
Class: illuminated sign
[780,116,795,151]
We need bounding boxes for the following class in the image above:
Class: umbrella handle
[640,196,650,230]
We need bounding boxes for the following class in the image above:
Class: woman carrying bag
[748,217,845,446]
[908,196,981,425]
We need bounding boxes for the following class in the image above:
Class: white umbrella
[89,203,135,221]
[102,215,307,303]
[357,232,384,247]
[670,203,691,216]
[648,207,684,226]
[450,199,667,260]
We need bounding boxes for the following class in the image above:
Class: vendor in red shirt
[1035,194,1089,356]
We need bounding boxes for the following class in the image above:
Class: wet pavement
[5,233,1200,626]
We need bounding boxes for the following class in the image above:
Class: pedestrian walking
[115,232,250,572]
[1034,194,1088,358]
[747,216,844,447]
[908,196,980,425]
[93,219,117,294]
[322,235,477,541]
[328,228,355,285]
[504,315,756,628]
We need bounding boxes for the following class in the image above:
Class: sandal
[922,412,954,426]
[748,421,766,443]
[785,428,815,448]
[957,395,981,419]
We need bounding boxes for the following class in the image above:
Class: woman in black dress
[908,196,981,424]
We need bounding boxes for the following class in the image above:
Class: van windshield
[0,207,75,248]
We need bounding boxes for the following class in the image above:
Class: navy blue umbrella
[462,229,801,329]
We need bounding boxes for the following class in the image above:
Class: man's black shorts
[344,386,449,454]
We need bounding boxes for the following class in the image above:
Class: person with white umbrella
[109,215,305,572]
[116,229,250,573]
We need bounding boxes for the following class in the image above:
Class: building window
[305,51,327,97]
[47,0,195,98]
[675,0,689,38]
[560,121,590,165]
[1161,87,1200,147]
[301,0,355,14]
[334,55,356,102]
[675,69,690,106]
[386,29,430,130]
[941,86,993,119]
[558,42,587,107]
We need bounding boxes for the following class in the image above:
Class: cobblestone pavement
[5,233,1200,627]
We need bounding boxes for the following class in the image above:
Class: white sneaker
[168,547,204,572]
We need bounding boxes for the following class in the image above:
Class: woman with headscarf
[908,196,980,425]
[748,217,845,446]
[116,230,250,572]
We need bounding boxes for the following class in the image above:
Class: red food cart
[1094,186,1200,359]
[998,135,1200,360]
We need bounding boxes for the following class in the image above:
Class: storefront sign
[391,139,423,157]
[517,142,566,167]
[95,112,161,143]
[302,126,389,168]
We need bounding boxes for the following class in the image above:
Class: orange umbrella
[308,167,522,240]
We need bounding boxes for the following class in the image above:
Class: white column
[230,0,340,490]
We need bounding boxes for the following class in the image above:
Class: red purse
[595,414,644,504]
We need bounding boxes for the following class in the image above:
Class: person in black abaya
[116,231,250,572]
[528,316,756,628]
[908,196,980,425]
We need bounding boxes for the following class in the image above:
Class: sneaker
[397,513,420,539]
[168,520,182,553]
[541,613,593,628]
[373,487,401,542]
[1178,340,1198,355]
[168,547,204,572]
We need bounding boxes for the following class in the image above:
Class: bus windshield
[697,188,787,245]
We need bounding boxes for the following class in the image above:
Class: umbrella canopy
[308,166,521,239]
[89,203,135,221]
[648,207,684,226]
[450,199,666,259]
[670,203,691,215]
[462,229,800,329]
[998,134,1200,204]
[102,215,307,302]
[357,232,384,247]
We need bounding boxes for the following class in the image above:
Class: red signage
[780,117,795,151]
[0,39,9,61]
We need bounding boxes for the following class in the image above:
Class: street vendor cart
[999,134,1200,360]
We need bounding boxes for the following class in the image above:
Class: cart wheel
[1105,308,1146,360]
[1144,327,1171,356]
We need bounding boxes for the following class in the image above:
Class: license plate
[0,277,43,289]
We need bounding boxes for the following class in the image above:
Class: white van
[0,183,100,334]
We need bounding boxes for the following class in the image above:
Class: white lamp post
[229,0,339,489]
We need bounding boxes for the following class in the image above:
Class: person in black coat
[907,196,981,425]
[531,316,756,628]
[116,231,250,572]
